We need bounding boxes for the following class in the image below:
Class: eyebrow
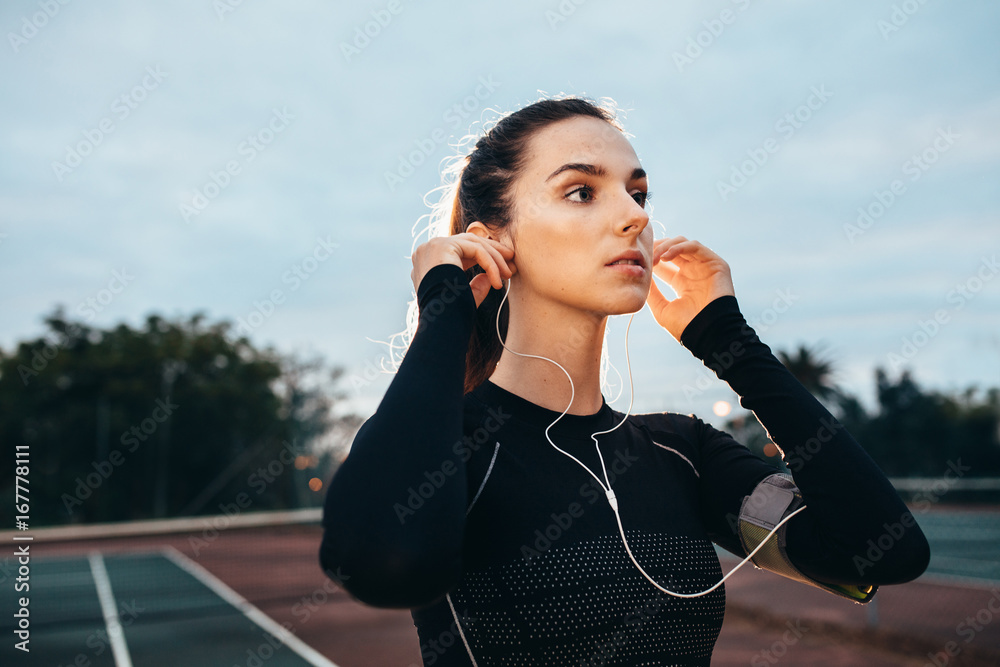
[545,163,647,182]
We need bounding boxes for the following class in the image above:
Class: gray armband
[737,473,877,604]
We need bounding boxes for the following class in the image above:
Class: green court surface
[912,510,1000,584]
[0,548,338,667]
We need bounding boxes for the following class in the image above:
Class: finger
[458,229,515,266]
[466,235,514,282]
[469,272,493,308]
[483,236,515,258]
[456,238,505,288]
[481,236,516,277]
[653,237,693,258]
[652,236,688,263]
[652,260,680,283]
[658,240,709,265]
[646,275,672,313]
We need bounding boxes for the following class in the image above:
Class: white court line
[161,546,340,667]
[88,552,134,667]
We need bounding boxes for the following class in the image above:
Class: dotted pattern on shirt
[447,530,725,666]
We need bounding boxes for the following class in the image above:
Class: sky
[1,0,998,432]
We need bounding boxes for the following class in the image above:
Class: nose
[618,190,650,237]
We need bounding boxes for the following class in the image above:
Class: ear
[466,220,495,241]
[467,220,515,250]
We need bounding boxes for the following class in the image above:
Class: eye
[632,191,653,207]
[565,185,595,203]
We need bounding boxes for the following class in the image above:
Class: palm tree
[726,342,858,465]
[777,342,847,410]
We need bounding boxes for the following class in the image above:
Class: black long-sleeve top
[320,263,930,666]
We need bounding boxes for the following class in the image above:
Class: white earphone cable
[493,276,807,597]
[445,273,807,667]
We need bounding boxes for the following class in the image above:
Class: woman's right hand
[410,230,516,308]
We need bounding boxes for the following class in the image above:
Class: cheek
[511,200,598,283]
[518,222,587,277]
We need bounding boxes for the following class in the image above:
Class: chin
[605,289,648,317]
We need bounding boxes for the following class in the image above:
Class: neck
[489,290,607,416]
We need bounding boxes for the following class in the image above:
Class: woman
[319,96,930,665]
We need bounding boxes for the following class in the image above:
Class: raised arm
[680,294,930,588]
[647,236,929,594]
[319,232,514,609]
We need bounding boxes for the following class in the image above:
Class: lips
[605,250,646,269]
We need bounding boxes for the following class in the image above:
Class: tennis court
[0,512,342,667]
[5,506,1000,666]
[10,548,333,667]
[0,510,424,666]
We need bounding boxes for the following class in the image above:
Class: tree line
[2,314,996,528]
[0,308,361,528]
[726,344,1000,486]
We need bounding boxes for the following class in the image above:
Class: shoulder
[625,409,700,440]
[623,409,712,474]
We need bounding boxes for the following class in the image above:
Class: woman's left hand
[646,236,736,342]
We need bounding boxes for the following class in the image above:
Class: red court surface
[28,522,1000,666]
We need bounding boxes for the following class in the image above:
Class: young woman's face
[505,115,653,318]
